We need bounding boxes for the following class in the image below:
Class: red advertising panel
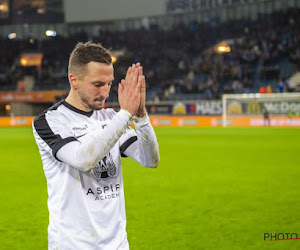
[0,91,68,103]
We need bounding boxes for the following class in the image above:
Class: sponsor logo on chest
[93,152,117,181]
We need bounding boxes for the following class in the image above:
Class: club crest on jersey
[93,152,116,181]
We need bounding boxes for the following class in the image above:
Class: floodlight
[8,33,17,39]
[45,30,57,37]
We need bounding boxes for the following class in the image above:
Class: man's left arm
[120,63,159,167]
[120,115,160,168]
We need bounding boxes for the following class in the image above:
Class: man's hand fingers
[139,75,145,92]
[118,80,125,95]
[132,67,139,88]
[125,67,132,83]
[136,62,141,73]
[138,66,143,77]
[136,74,147,117]
[137,75,143,89]
[119,64,146,116]
[125,63,142,87]
[128,64,136,86]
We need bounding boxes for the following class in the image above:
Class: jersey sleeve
[119,115,160,168]
[33,109,78,158]
[34,108,133,172]
[119,127,138,157]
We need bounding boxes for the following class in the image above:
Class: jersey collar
[63,100,94,117]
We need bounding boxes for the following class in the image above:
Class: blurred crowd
[0,8,300,101]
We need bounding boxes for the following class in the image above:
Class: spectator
[278,76,285,93]
[259,85,266,94]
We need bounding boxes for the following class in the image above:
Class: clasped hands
[118,63,147,117]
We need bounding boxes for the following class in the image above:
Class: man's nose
[102,84,110,99]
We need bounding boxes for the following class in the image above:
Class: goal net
[222,93,300,127]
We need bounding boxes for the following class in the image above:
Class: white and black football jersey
[32,100,159,250]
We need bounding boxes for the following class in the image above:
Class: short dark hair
[68,41,112,79]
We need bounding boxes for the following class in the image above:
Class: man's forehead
[85,62,114,77]
[87,61,113,70]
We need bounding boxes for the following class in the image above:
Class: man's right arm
[34,109,132,172]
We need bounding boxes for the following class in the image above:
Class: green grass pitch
[1,127,300,249]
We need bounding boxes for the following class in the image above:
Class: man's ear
[69,73,78,89]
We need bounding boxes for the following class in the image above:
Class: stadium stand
[0,7,300,102]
